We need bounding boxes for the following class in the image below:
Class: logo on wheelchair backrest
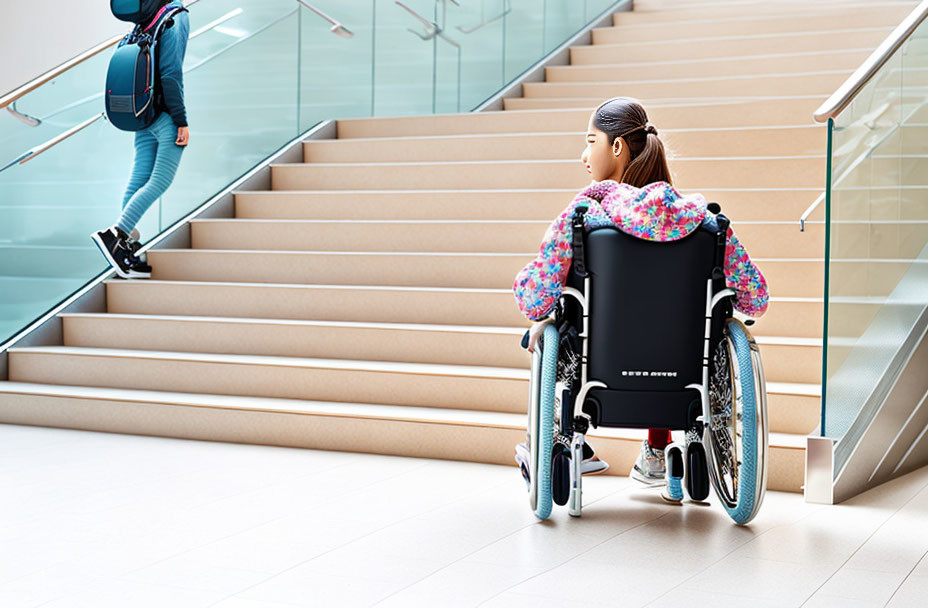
[622,370,678,377]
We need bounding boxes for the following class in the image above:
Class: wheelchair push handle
[571,204,590,278]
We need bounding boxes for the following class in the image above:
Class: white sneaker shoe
[516,440,609,481]
[514,442,531,490]
[630,440,666,487]
[661,443,685,503]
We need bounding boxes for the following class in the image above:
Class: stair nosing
[61,312,822,345]
[8,346,822,397]
[0,381,812,446]
[61,312,527,334]
[9,346,530,379]
[271,155,824,167]
[526,68,855,86]
[300,124,824,144]
[574,25,893,48]
[147,250,825,263]
[233,186,829,194]
[104,279,511,293]
[554,47,877,68]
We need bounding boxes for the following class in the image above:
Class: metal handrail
[0,4,308,174]
[0,0,202,112]
[800,0,928,230]
[22,7,244,127]
[813,0,928,122]
[296,0,353,38]
[396,1,460,47]
[458,0,512,34]
[0,114,103,173]
[5,1,354,126]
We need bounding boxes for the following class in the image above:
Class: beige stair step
[233,188,820,222]
[7,346,529,414]
[189,219,823,259]
[269,158,826,191]
[828,258,924,298]
[143,250,823,297]
[102,281,824,339]
[503,95,825,112]
[62,314,531,370]
[829,220,928,261]
[303,126,825,162]
[58,312,819,386]
[546,49,871,81]
[614,1,915,24]
[764,380,821,435]
[755,336,822,384]
[569,28,892,64]
[0,381,808,491]
[520,71,851,100]
[334,99,822,138]
[106,281,528,327]
[599,10,909,42]
[752,297,823,339]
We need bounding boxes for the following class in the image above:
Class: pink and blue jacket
[512,180,769,321]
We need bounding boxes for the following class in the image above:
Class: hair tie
[619,122,657,138]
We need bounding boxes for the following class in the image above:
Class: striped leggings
[116,112,185,234]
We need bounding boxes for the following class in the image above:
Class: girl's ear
[612,137,624,157]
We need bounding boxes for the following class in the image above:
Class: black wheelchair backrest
[577,225,721,392]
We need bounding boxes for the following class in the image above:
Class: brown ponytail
[592,97,672,188]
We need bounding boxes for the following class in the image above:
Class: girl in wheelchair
[512,96,769,496]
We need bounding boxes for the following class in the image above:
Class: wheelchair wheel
[685,440,710,502]
[551,443,571,506]
[705,319,769,525]
[527,323,559,520]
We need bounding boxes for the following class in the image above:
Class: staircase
[1,0,918,493]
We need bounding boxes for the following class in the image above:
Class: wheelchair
[518,203,769,526]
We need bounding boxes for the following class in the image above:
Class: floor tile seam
[471,507,676,607]
[642,501,831,606]
[4,459,358,541]
[112,458,438,580]
[366,480,644,606]
[200,473,518,606]
[797,475,928,607]
[880,548,928,607]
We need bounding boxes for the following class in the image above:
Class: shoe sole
[581,462,609,476]
[91,232,132,279]
[630,467,666,488]
[91,232,150,280]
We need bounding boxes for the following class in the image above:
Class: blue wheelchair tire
[532,323,559,520]
[722,319,761,525]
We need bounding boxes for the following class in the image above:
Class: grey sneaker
[581,441,609,475]
[630,440,666,487]
[126,227,148,264]
[515,442,531,490]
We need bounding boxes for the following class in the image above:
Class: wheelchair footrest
[584,388,701,430]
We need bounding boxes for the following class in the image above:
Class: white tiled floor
[2,424,927,607]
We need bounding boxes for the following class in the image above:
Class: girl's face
[581,114,629,183]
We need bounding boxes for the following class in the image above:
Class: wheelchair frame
[522,203,769,525]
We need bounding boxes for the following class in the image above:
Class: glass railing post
[822,117,834,438]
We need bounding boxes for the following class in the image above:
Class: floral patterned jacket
[512,180,769,321]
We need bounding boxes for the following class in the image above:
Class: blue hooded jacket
[153,1,189,127]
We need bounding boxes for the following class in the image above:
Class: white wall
[0,0,129,97]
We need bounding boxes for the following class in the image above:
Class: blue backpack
[105,1,187,131]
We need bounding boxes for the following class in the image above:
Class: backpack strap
[143,5,171,31]
[571,203,590,278]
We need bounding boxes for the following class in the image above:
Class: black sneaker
[91,226,148,279]
[128,256,152,279]
[127,228,143,258]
